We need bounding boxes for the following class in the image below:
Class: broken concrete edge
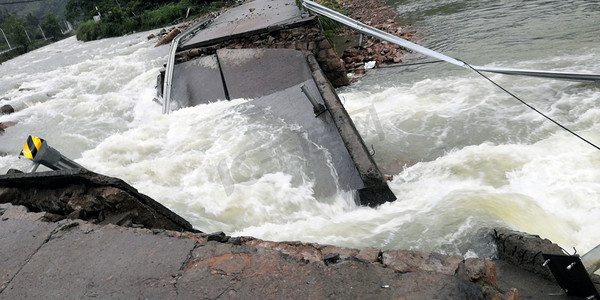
[179,16,318,51]
[0,203,513,299]
[0,169,195,232]
[306,52,396,206]
[493,228,600,289]
[176,16,349,88]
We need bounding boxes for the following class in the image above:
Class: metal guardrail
[301,0,600,84]
[162,17,213,114]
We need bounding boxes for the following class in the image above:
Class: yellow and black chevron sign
[20,136,43,160]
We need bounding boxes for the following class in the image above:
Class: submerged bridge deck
[158,0,396,206]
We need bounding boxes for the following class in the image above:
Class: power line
[462,60,600,151]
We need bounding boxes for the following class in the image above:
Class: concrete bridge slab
[218,48,313,100]
[248,79,364,194]
[170,54,227,110]
[182,0,303,49]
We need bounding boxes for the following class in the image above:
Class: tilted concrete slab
[169,55,227,110]
[218,48,314,100]
[306,54,396,206]
[182,0,304,49]
[248,79,364,194]
[0,220,196,299]
[163,47,395,205]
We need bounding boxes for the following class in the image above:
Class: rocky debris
[494,228,565,281]
[0,104,16,135]
[331,0,418,76]
[0,121,16,129]
[155,28,181,47]
[0,169,194,232]
[1,104,14,115]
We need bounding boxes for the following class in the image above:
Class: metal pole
[24,30,31,43]
[38,25,46,40]
[26,162,40,173]
[581,244,600,275]
[0,28,11,49]
[162,17,213,114]
[300,84,327,116]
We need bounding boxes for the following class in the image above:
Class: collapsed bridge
[155,0,397,206]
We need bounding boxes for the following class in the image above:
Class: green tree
[1,15,31,52]
[66,0,101,22]
[40,13,63,40]
[25,13,39,27]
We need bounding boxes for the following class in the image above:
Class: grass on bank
[296,0,347,47]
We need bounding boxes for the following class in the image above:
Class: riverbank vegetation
[1,6,71,55]
[67,0,234,42]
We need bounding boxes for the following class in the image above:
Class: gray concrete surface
[169,46,395,205]
[1,203,589,299]
[1,221,196,299]
[494,260,572,299]
[170,54,227,109]
[218,48,313,100]
[248,78,365,195]
[0,218,57,293]
[182,0,305,49]
[0,204,490,299]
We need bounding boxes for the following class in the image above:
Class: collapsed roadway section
[155,0,396,206]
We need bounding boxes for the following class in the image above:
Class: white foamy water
[1,1,599,258]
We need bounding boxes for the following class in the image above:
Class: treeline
[67,0,233,42]
[0,10,70,53]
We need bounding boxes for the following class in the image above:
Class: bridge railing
[161,17,213,114]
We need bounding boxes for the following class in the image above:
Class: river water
[1,0,599,258]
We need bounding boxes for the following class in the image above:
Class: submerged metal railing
[301,0,600,84]
[161,17,213,114]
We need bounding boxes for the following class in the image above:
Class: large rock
[0,105,14,115]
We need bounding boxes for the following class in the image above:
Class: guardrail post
[19,135,85,172]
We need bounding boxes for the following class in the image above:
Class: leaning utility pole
[0,28,11,49]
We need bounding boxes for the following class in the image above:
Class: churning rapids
[1,0,599,259]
